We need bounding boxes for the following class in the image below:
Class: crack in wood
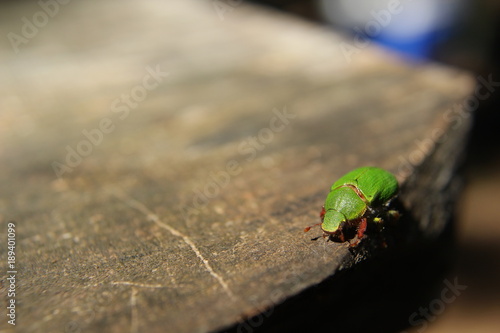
[111,189,236,301]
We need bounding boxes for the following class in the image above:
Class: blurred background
[246,0,500,332]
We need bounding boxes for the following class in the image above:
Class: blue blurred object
[318,0,466,60]
[374,25,452,60]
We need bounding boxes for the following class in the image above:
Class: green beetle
[305,166,399,246]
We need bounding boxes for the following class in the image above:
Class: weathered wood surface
[0,1,474,332]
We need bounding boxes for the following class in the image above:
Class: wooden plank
[0,1,474,332]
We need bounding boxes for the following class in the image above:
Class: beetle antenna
[304,222,321,233]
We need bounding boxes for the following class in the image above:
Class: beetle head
[321,209,346,234]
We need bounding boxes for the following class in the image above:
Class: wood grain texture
[0,1,474,332]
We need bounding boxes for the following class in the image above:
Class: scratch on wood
[130,287,139,333]
[111,190,236,301]
[111,281,168,288]
[110,282,166,333]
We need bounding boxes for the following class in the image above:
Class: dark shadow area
[455,240,500,304]
[463,73,500,171]
[219,243,455,333]
[462,17,500,169]
[219,207,456,333]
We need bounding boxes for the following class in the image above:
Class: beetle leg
[337,231,345,243]
[349,237,361,247]
[347,218,367,247]
[387,210,400,223]
[375,210,399,228]
[366,206,376,214]
[384,195,397,207]
[371,217,387,235]
[356,217,368,240]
